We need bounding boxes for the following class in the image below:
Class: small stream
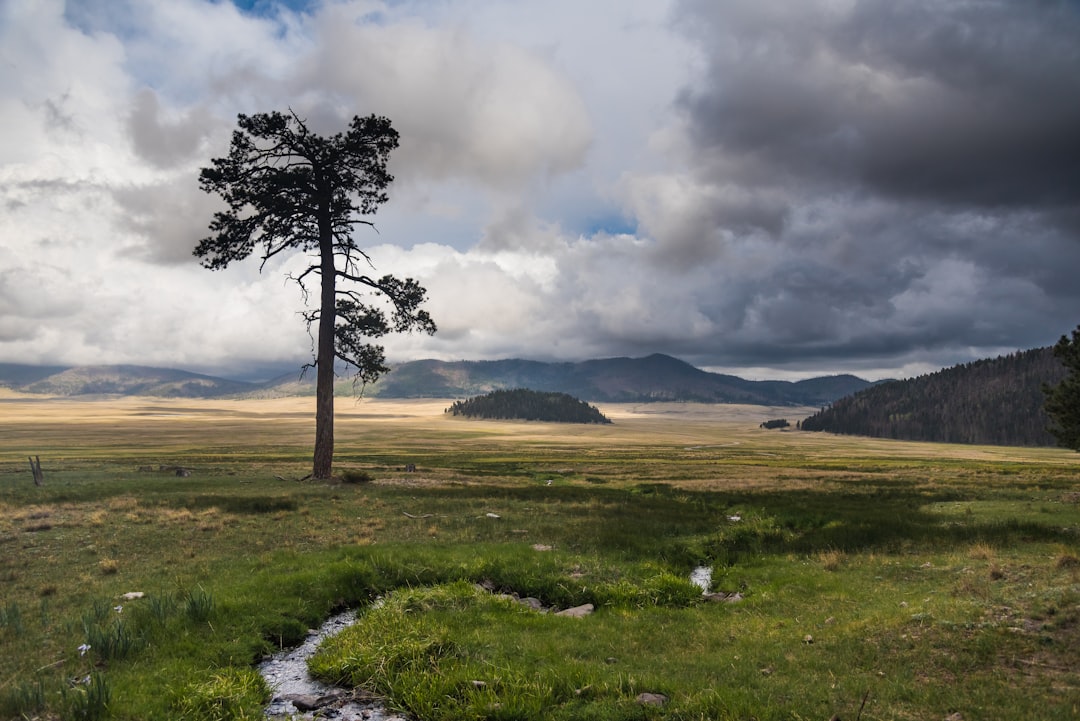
[259,610,408,721]
[261,568,716,719]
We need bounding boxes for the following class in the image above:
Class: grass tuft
[63,673,110,721]
[817,548,846,571]
[169,668,268,721]
[1056,552,1080,569]
[185,587,215,623]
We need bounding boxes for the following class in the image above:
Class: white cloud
[301,7,593,188]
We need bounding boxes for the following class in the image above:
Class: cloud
[674,0,1080,210]
[1,0,1078,382]
[597,0,1080,371]
[298,6,593,189]
[127,89,216,169]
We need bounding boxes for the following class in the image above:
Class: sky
[2,0,1079,382]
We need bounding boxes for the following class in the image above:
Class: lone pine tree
[195,111,436,479]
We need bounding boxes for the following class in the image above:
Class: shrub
[341,469,374,484]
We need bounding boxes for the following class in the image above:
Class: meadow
[0,392,1078,720]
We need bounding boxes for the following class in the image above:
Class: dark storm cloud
[654,0,1080,371]
[675,0,1080,210]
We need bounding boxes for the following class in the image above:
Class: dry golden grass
[818,548,846,571]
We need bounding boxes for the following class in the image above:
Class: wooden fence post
[29,456,44,486]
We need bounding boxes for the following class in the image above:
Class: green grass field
[1,394,1078,720]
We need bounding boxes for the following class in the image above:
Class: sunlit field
[1,392,1078,720]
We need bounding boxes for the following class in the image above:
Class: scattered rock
[287,694,321,711]
[485,512,501,519]
[945,713,964,721]
[555,603,594,618]
[703,591,743,603]
[1022,618,1044,633]
[531,544,553,551]
[281,691,344,711]
[803,634,814,644]
[517,597,545,611]
[636,692,669,707]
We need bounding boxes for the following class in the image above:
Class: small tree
[195,111,436,479]
[1044,325,1080,451]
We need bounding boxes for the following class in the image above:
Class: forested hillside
[800,347,1066,446]
[447,389,612,424]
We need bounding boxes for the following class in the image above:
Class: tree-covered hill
[447,389,612,424]
[800,347,1067,446]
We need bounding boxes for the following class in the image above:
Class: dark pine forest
[447,389,612,424]
[801,347,1067,446]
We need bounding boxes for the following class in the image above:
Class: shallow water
[259,609,408,720]
[690,565,712,592]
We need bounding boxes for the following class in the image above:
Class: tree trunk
[312,212,337,480]
[29,455,44,486]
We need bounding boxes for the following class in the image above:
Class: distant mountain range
[1,364,258,398]
[369,354,872,405]
[0,354,873,406]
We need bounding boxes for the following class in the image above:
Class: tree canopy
[447,389,612,424]
[1044,325,1080,451]
[196,110,435,478]
[802,347,1066,446]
